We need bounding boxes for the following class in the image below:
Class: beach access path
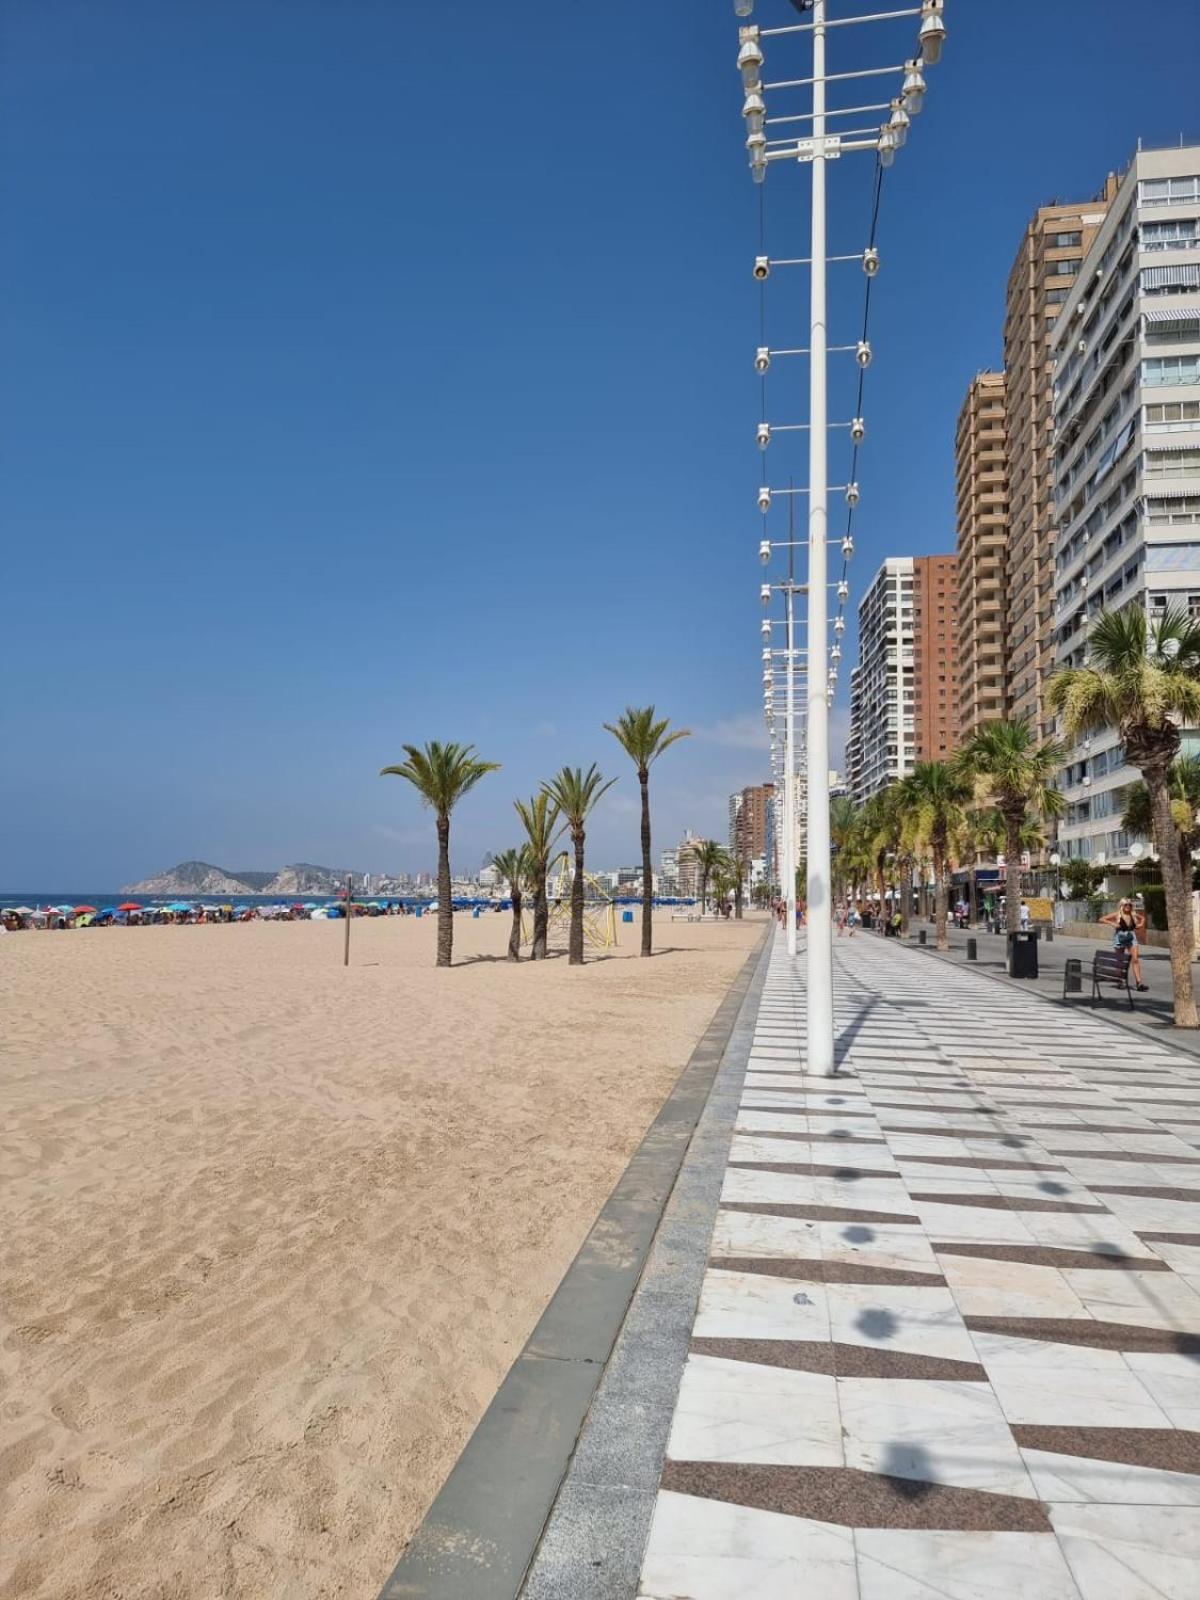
[518,926,1200,1599]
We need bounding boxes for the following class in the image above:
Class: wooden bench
[1091,948,1135,1009]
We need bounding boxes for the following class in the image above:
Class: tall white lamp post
[738,0,947,1075]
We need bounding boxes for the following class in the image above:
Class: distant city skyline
[5,2,1198,882]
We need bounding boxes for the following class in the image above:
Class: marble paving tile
[1002,1210,1150,1255]
[729,1136,899,1172]
[1142,1238,1200,1275]
[637,1490,858,1600]
[836,1376,1037,1497]
[855,1528,1081,1600]
[1021,1446,1200,1506]
[985,1360,1170,1429]
[824,1280,980,1363]
[1050,1503,1200,1600]
[666,1353,843,1467]
[711,1211,941,1273]
[694,1268,831,1343]
[722,1168,917,1215]
[1060,1267,1200,1331]
[939,1255,1091,1320]
[910,1201,1039,1244]
[1067,1192,1200,1231]
[1122,1352,1200,1429]
[970,1331,1132,1373]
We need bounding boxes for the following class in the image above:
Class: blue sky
[4,0,1199,885]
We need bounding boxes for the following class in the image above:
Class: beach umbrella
[166,901,193,912]
[118,902,142,913]
[9,905,35,914]
[73,905,97,915]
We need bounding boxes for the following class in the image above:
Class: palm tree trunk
[735,874,744,920]
[900,858,912,936]
[532,868,548,959]
[639,769,653,956]
[436,815,453,968]
[1147,767,1199,1027]
[934,842,949,951]
[569,828,585,965]
[508,888,522,961]
[1003,806,1023,934]
[700,869,709,915]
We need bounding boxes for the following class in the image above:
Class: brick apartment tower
[955,372,1009,737]
[912,554,960,761]
[1003,180,1118,741]
[733,783,774,862]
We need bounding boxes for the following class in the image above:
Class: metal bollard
[966,937,977,961]
[918,929,927,946]
[1045,925,1054,942]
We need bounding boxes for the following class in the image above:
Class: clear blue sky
[4,0,1198,885]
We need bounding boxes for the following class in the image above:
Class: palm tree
[955,718,1065,934]
[492,846,531,962]
[958,806,1045,925]
[1050,605,1200,1026]
[514,793,562,960]
[711,867,733,918]
[1122,755,1200,887]
[694,840,729,915]
[604,707,691,956]
[898,762,973,951]
[830,795,860,901]
[860,787,902,926]
[726,854,748,919]
[380,742,500,967]
[541,764,617,965]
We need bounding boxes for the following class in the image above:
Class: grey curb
[376,925,772,1600]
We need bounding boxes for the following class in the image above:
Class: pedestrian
[1019,899,1031,932]
[1101,897,1150,991]
[847,903,860,938]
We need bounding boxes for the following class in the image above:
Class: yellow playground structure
[520,852,619,951]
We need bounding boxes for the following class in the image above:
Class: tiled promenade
[636,929,1200,1599]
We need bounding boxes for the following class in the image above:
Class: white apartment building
[848,558,917,803]
[1052,144,1200,866]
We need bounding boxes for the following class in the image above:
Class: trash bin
[622,910,634,923]
[1007,929,1039,979]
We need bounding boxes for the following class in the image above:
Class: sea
[0,891,431,911]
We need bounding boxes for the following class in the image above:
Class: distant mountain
[121,860,357,896]
[122,861,257,895]
[261,863,354,895]
[229,870,277,892]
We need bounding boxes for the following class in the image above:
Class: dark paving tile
[660,1462,1051,1531]
[964,1316,1200,1354]
[894,1155,1067,1172]
[709,1256,946,1287]
[933,1242,1170,1271]
[719,1201,921,1225]
[689,1337,988,1381]
[909,1192,1108,1214]
[728,1160,902,1180]
[1012,1425,1200,1475]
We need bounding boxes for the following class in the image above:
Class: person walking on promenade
[1101,897,1150,991]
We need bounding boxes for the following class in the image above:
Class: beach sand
[0,910,761,1599]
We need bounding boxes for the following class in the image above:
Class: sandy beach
[0,910,761,1599]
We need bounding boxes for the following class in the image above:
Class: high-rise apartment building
[1051,145,1200,866]
[675,832,704,899]
[731,783,774,861]
[1004,179,1118,742]
[848,558,916,802]
[955,371,1009,736]
[912,554,961,760]
[848,555,960,803]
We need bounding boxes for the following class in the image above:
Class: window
[1146,400,1200,430]
[1142,264,1200,294]
[1046,286,1070,305]
[1145,448,1200,479]
[1141,175,1200,207]
[1146,317,1200,344]
[1147,495,1200,526]
[1144,355,1200,387]
[1048,257,1081,277]
[1143,218,1200,250]
[1051,230,1083,249]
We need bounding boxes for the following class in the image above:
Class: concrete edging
[377,924,772,1600]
